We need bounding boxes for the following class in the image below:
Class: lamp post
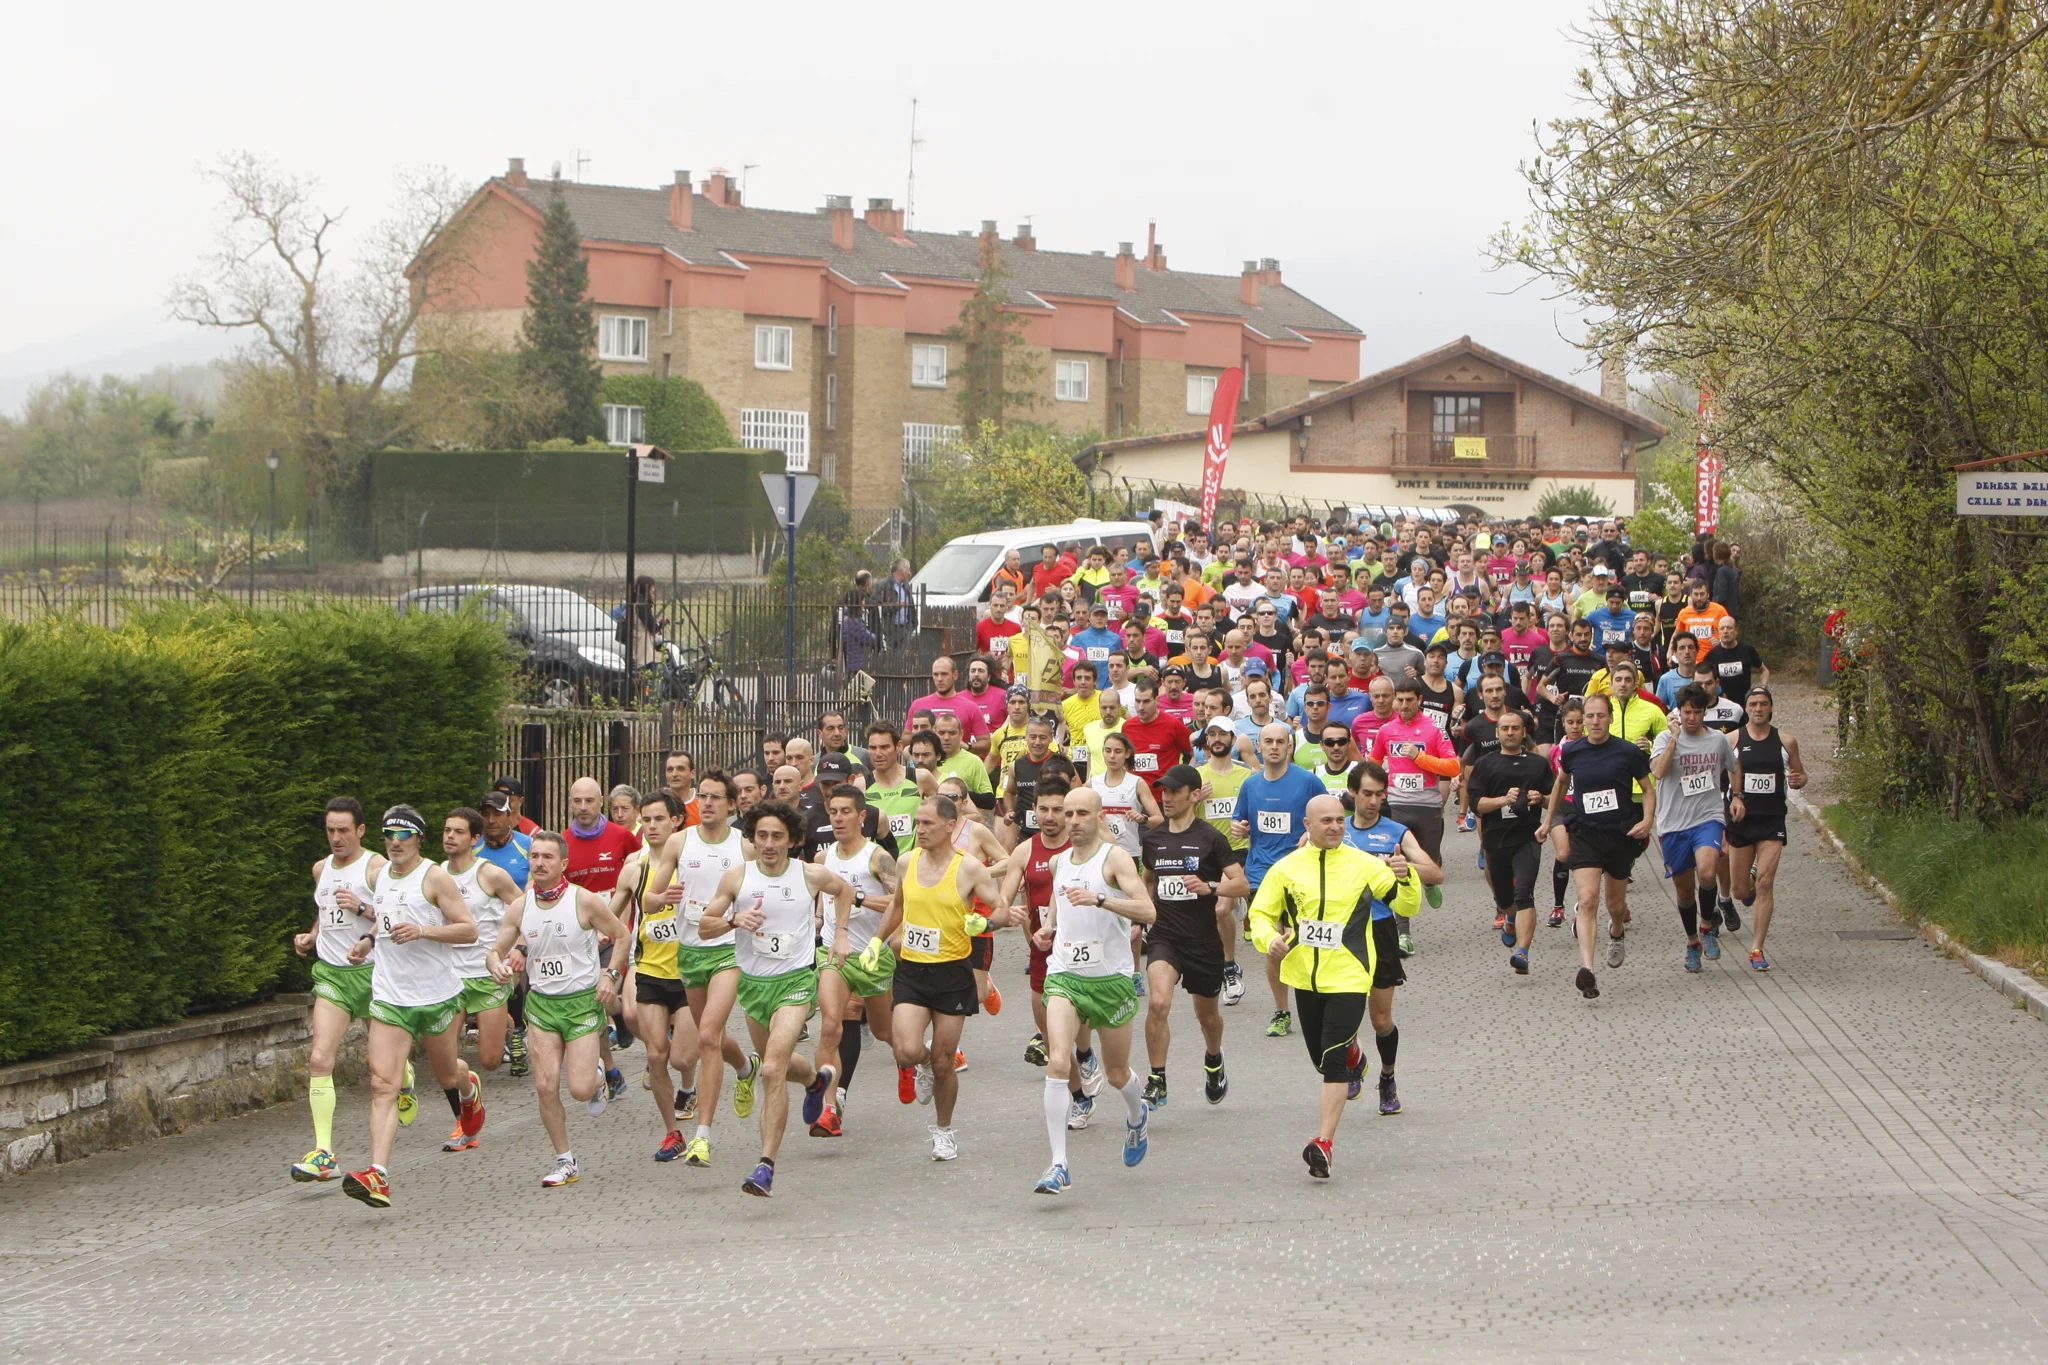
[264,449,280,549]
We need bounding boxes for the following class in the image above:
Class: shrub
[598,375,736,450]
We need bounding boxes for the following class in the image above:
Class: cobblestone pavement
[4,814,2045,1364]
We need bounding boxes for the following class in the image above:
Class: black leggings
[1484,839,1541,911]
[1295,989,1369,1082]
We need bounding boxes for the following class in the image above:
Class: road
[3,798,2045,1363]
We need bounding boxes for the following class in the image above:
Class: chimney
[864,197,906,240]
[1013,223,1036,252]
[1144,221,1165,271]
[1115,241,1136,292]
[703,171,736,208]
[668,170,692,231]
[826,194,855,251]
[1258,257,1282,286]
[1600,352,1629,407]
[506,157,528,189]
[1240,260,1260,307]
[977,219,1001,271]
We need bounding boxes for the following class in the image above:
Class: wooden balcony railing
[1390,432,1536,468]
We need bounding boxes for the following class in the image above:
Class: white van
[909,519,1160,608]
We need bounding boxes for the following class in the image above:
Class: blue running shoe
[741,1160,774,1197]
[1123,1109,1150,1167]
[801,1065,835,1128]
[1476,846,1487,870]
[1685,943,1703,973]
[605,1068,629,1103]
[1033,1162,1072,1195]
[1510,948,1529,975]
[1702,929,1721,961]
[1500,921,1516,947]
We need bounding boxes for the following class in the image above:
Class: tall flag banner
[1024,623,1066,699]
[1695,388,1722,535]
[1197,367,1246,531]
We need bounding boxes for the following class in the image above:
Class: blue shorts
[1660,822,1726,879]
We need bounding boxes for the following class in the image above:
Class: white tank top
[313,851,376,967]
[676,826,745,948]
[733,860,817,978]
[1089,771,1144,854]
[369,859,461,1007]
[820,839,888,950]
[520,881,600,996]
[446,858,505,978]
[1049,843,1133,979]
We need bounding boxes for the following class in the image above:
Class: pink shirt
[959,684,1008,731]
[1486,555,1517,584]
[905,692,991,741]
[1350,707,1398,754]
[1369,714,1457,799]
[1501,627,1548,668]
[1098,583,1139,622]
[1158,692,1196,728]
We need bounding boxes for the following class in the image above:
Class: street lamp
[264,449,280,549]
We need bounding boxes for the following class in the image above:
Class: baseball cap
[1423,640,1449,657]
[1591,564,1612,577]
[481,791,514,813]
[1089,602,1109,616]
[491,776,524,796]
[1158,763,1205,793]
[818,754,854,780]
[1480,650,1508,668]
[1241,658,1268,676]
[1349,637,1374,655]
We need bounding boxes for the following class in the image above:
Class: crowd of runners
[291,509,1805,1205]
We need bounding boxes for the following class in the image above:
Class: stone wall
[0,995,365,1180]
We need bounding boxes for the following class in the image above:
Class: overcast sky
[1,0,1604,406]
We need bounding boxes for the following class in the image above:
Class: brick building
[1079,336,1668,519]
[420,160,1362,508]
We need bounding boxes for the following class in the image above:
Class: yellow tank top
[632,856,682,979]
[899,849,971,963]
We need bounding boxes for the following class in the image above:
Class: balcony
[1391,432,1535,469]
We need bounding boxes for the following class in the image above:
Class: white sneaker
[1607,936,1626,969]
[1067,1093,1095,1129]
[587,1070,609,1117]
[1077,1051,1105,1098]
[835,1086,847,1112]
[1220,966,1246,1007]
[914,1062,934,1105]
[929,1125,958,1161]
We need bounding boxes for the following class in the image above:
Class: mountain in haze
[0,308,238,415]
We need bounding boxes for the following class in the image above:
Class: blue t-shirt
[1326,688,1370,732]
[1409,611,1447,644]
[1584,607,1634,649]
[1067,627,1121,685]
[1233,765,1327,888]
[474,830,531,889]
[1342,814,1409,919]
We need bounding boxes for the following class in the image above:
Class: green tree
[920,421,1087,548]
[517,180,602,443]
[945,230,1041,431]
[597,375,734,449]
[1533,484,1615,520]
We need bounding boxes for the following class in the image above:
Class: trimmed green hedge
[0,603,511,1064]
[598,375,734,450]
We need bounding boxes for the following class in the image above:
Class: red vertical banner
[1695,388,1722,535]
[1198,367,1245,532]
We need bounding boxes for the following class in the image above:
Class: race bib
[644,914,679,943]
[1058,938,1105,970]
[1718,661,1742,677]
[1023,808,1040,830]
[1086,647,1109,662]
[1392,772,1425,796]
[530,953,570,982]
[1690,622,1715,639]
[902,922,941,956]
[753,928,808,961]
[1581,788,1619,815]
[1296,918,1340,950]
[1165,630,1185,647]
[1072,744,1090,761]
[1156,875,1193,901]
[888,813,914,839]
[1681,772,1715,797]
[1501,803,1518,819]
[1132,752,1159,773]
[320,902,351,930]
[1257,810,1291,835]
[1105,813,1133,842]
[1744,772,1778,795]
[1204,797,1234,821]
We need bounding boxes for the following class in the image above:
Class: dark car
[397,584,628,707]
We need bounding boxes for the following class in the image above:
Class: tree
[1533,484,1615,520]
[597,376,734,450]
[517,181,602,443]
[918,421,1088,549]
[945,230,1041,431]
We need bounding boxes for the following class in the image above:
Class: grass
[1826,804,2048,978]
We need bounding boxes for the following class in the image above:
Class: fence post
[607,719,630,792]
[102,519,113,627]
[521,722,548,824]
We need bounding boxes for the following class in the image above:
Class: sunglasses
[382,827,420,840]
[1321,738,1348,747]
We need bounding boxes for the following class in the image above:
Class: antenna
[907,98,924,230]
[550,160,562,180]
[742,163,760,198]
[575,149,591,182]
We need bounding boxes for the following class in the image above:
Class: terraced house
[421,159,1362,508]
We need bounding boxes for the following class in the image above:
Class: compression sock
[308,1074,335,1150]
[838,1022,862,1092]
[1044,1079,1070,1166]
[1552,861,1570,906]
[1699,884,1719,929]
[444,1086,463,1118]
[1375,1026,1398,1071]
[1118,1073,1147,1125]
[507,988,527,1030]
[1678,896,1700,938]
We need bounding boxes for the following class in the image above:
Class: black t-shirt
[1459,707,1537,763]
[1630,642,1663,682]
[1467,750,1553,845]
[1701,641,1764,700]
[1251,624,1295,673]
[1621,572,1662,614]
[1009,752,1052,831]
[1139,819,1233,945]
[1417,678,1457,736]
[1550,648,1603,701]
[1305,609,1353,638]
[1657,598,1686,649]
[1527,646,1564,717]
[1156,613,1192,655]
[1182,663,1226,694]
[1557,736,1652,829]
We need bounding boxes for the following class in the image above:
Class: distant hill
[0,309,237,415]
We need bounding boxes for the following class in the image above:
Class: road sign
[637,457,665,484]
[758,472,821,528]
[1956,470,2048,515]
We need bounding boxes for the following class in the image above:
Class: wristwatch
[853,889,867,908]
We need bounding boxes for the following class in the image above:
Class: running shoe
[1702,928,1721,961]
[458,1069,486,1136]
[1220,964,1246,1006]
[342,1166,390,1208]
[983,984,1003,1016]
[397,1062,417,1127]
[1378,1072,1401,1115]
[1344,1043,1364,1102]
[929,1125,958,1161]
[733,1054,760,1118]
[1494,911,1508,932]
[1720,897,1741,932]
[587,1070,609,1117]
[1510,948,1529,975]
[1476,846,1486,870]
[953,1050,969,1074]
[289,1148,339,1183]
[655,1130,686,1162]
[897,1065,918,1104]
[442,1122,478,1153]
[1123,1108,1150,1167]
[1576,967,1600,999]
[676,1089,698,1123]
[914,1063,934,1105]
[1204,1057,1228,1104]
[1607,935,1626,968]
[741,1160,775,1197]
[811,1104,843,1138]
[682,1137,711,1168]
[1143,1071,1167,1109]
[798,1022,809,1042]
[605,1068,629,1103]
[1461,811,1479,833]
[1500,918,1516,948]
[1265,1010,1292,1038]
[1033,1162,1072,1195]
[1397,932,1415,957]
[1685,943,1703,974]
[1548,906,1565,928]
[1302,1138,1332,1179]
[506,1029,529,1077]
[1077,1050,1105,1097]
[1068,1093,1094,1129]
[1749,949,1772,972]
[541,1155,579,1187]
[1023,1033,1049,1066]
[802,1065,837,1128]
[1424,883,1443,909]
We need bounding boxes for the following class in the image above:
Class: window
[903,422,962,475]
[598,315,647,362]
[911,343,948,388]
[824,374,837,431]
[820,452,838,483]
[754,324,794,370]
[1113,339,1126,389]
[740,408,809,461]
[1055,358,1090,402]
[602,404,645,446]
[1115,401,1126,435]
[1187,373,1218,414]
[826,305,838,357]
[1431,393,1484,435]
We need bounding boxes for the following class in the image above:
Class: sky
[0,0,1604,411]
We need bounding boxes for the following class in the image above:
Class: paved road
[4,818,2046,1364]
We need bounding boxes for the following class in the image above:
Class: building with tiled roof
[421,160,1362,507]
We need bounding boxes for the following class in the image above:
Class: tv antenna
[575,149,591,182]
[742,163,760,198]
[907,98,924,230]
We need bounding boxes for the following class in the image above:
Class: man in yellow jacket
[1249,794,1421,1180]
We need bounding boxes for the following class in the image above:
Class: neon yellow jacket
[1248,843,1420,993]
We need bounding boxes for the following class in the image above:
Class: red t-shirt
[561,819,642,894]
[1118,713,1194,792]
[975,616,1022,655]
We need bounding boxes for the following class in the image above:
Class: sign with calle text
[1955,471,2048,515]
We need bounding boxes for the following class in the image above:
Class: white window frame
[754,324,794,371]
[826,305,838,357]
[598,315,648,362]
[740,408,809,461]
[902,422,962,475]
[824,374,837,431]
[911,343,948,389]
[1187,372,1218,414]
[602,403,645,446]
[1054,357,1090,403]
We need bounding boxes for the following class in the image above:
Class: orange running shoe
[457,1069,486,1137]
[983,984,1003,1015]
[810,1104,843,1138]
[954,1050,969,1073]
[442,1123,478,1152]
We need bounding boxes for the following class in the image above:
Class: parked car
[397,584,629,707]
[908,519,1160,609]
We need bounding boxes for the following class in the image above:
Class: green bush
[1534,484,1616,519]
[0,602,510,1064]
[599,375,735,450]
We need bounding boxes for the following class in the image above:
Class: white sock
[1118,1073,1147,1125]
[556,1150,572,1163]
[1043,1078,1069,1167]
[694,1124,710,1142]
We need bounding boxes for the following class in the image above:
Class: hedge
[598,375,734,451]
[0,602,511,1064]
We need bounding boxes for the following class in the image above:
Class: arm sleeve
[1418,728,1461,778]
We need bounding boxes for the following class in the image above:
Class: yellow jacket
[1248,843,1420,993]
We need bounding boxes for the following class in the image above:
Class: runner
[439,806,522,1151]
[288,797,384,1184]
[814,784,900,1137]
[1138,765,1247,1110]
[483,830,630,1189]
[1537,693,1657,1000]
[339,806,484,1208]
[1367,678,1462,945]
[1465,713,1554,975]
[864,721,926,858]
[1727,686,1807,970]
[1230,722,1326,1037]
[697,800,855,1197]
[1249,794,1420,1179]
[1117,675,1195,797]
[1544,699,1587,925]
[1030,786,1160,1195]
[937,773,1010,1030]
[561,776,641,1103]
[474,790,532,1075]
[609,791,701,1161]
[995,777,1077,1077]
[1196,721,1254,1006]
[1088,732,1164,856]
[1342,762,1442,1116]
[1650,685,1736,974]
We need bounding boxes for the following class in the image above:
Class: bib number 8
[1297,919,1340,950]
